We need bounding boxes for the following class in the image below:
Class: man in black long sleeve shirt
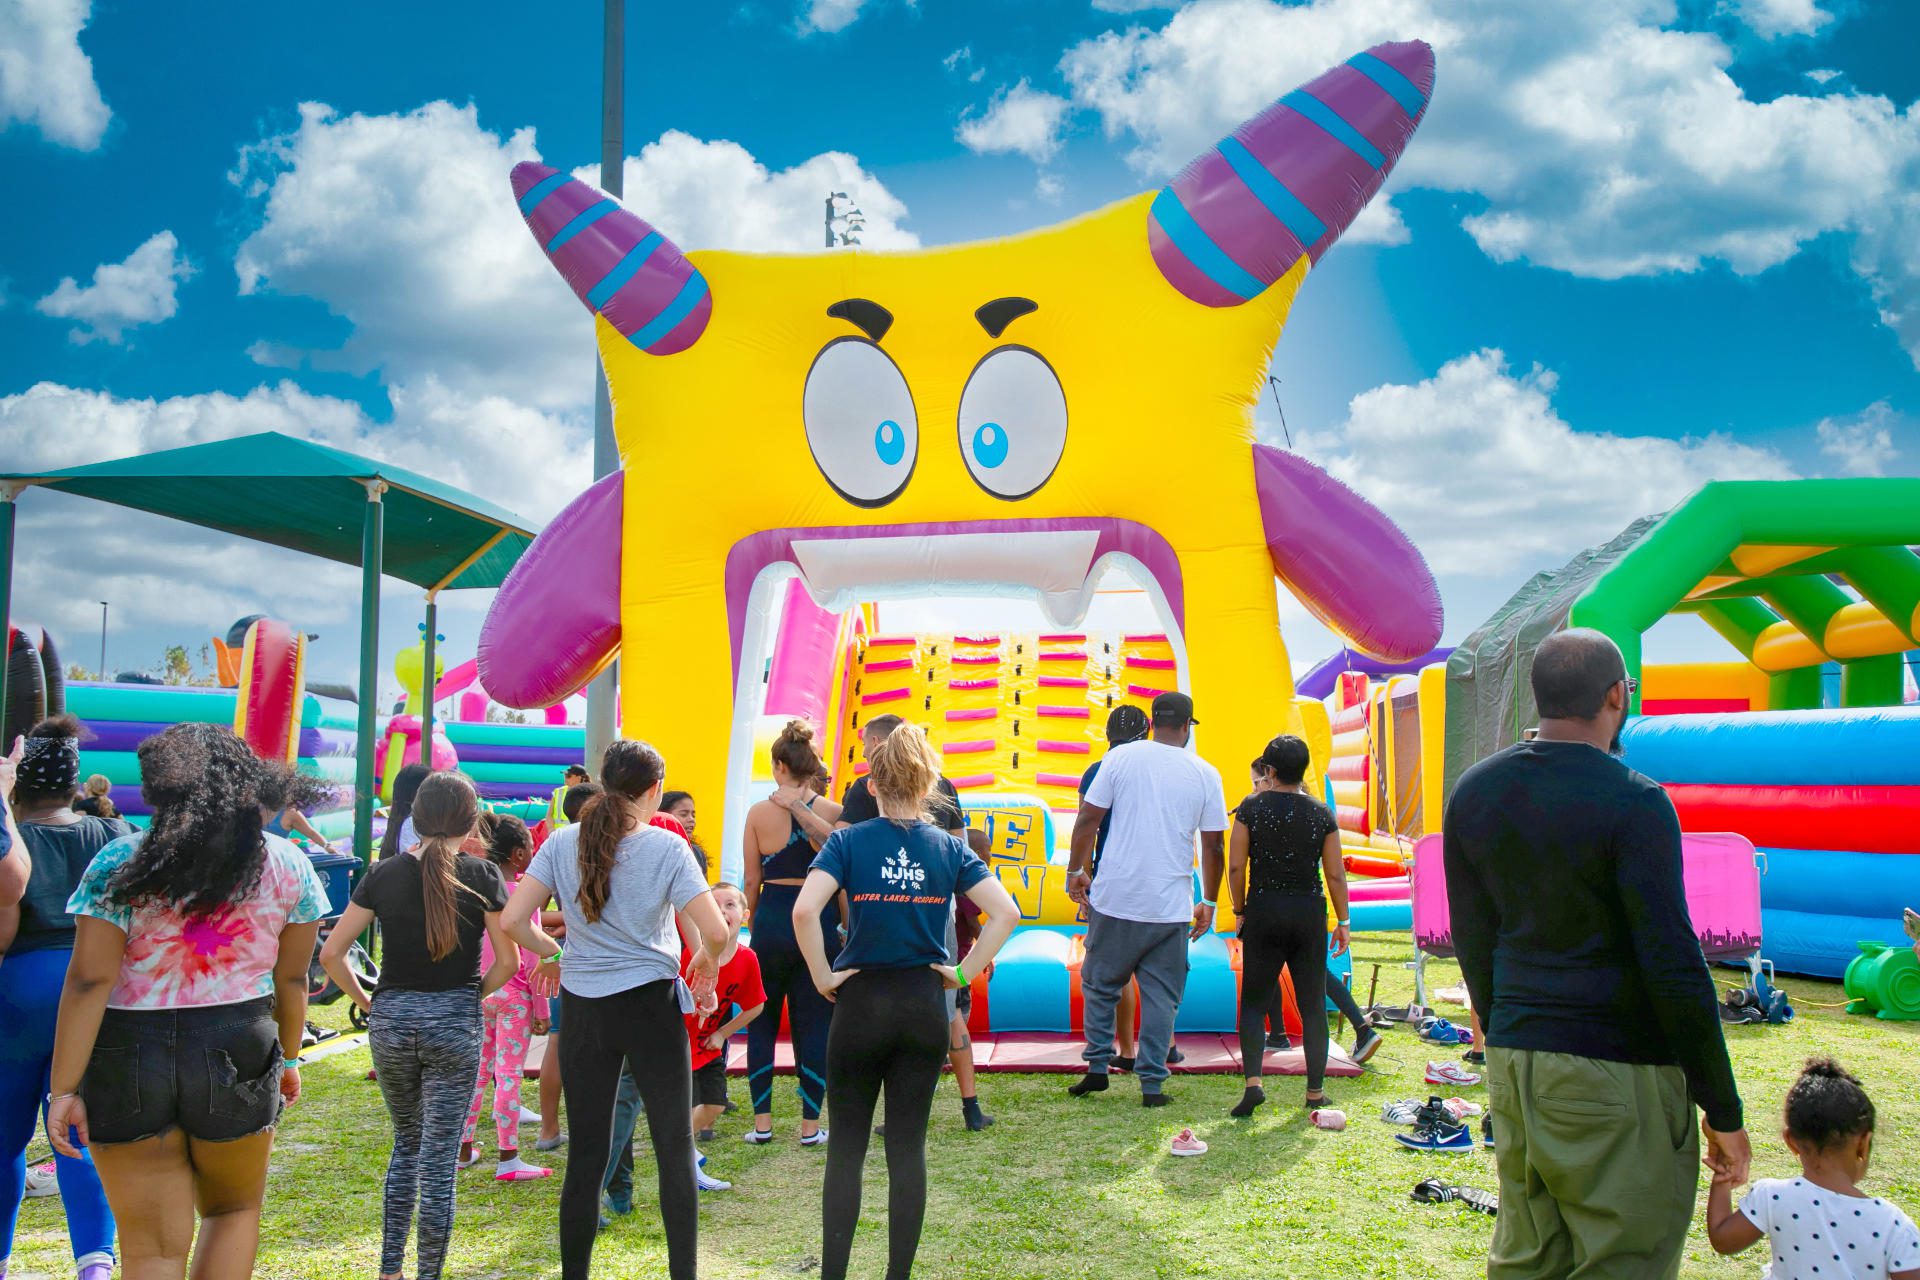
[1444,629,1749,1280]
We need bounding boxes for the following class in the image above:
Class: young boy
[684,882,766,1190]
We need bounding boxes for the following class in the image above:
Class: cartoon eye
[958,346,1067,500]
[803,337,918,507]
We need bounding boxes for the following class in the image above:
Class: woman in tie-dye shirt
[45,725,331,1280]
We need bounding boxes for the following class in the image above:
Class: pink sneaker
[494,1158,553,1182]
[1425,1061,1482,1088]
[1443,1097,1484,1120]
[1169,1128,1208,1157]
[1309,1109,1347,1131]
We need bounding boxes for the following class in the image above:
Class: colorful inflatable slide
[478,41,1449,1038]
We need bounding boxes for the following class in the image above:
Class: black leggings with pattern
[368,988,483,1280]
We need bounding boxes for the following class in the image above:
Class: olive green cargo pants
[1485,1047,1699,1279]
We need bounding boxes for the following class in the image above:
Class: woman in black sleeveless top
[741,720,841,1143]
[1227,735,1351,1115]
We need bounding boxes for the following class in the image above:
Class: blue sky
[2,0,1918,697]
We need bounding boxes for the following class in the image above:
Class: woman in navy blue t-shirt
[794,722,1018,1280]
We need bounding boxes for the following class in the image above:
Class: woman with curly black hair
[2,715,133,1280]
[44,722,330,1280]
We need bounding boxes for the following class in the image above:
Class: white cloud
[0,0,109,148]
[1035,172,1066,203]
[614,129,918,254]
[958,79,1072,164]
[231,103,916,413]
[943,46,985,82]
[1092,0,1177,11]
[1815,400,1903,476]
[1727,0,1831,38]
[0,378,589,686]
[1049,0,1920,366]
[35,230,194,344]
[800,0,867,34]
[1290,349,1796,577]
[1805,67,1840,86]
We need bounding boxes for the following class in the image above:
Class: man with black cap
[1065,692,1228,1105]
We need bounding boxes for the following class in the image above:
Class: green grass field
[13,933,1918,1279]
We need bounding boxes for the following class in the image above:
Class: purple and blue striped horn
[1148,40,1435,308]
[510,162,712,355]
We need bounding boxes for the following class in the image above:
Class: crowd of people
[2,628,1916,1279]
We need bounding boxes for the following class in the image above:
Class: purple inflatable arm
[1252,443,1442,662]
[477,471,623,708]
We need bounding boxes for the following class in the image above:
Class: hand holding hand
[46,1095,88,1159]
[1703,1121,1752,1187]
[686,947,720,1005]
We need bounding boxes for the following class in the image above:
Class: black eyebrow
[826,298,893,343]
[975,297,1038,338]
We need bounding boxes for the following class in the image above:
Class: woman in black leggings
[742,720,840,1144]
[1227,735,1352,1116]
[501,740,727,1280]
[794,723,1018,1280]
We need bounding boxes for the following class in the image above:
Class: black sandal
[1411,1178,1498,1216]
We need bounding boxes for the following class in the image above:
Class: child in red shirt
[684,882,765,1187]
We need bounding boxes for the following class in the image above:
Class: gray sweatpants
[1080,908,1189,1091]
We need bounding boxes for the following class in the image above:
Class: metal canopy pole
[420,595,437,775]
[0,488,16,726]
[353,481,387,868]
[583,0,625,776]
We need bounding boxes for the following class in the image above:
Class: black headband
[19,736,81,795]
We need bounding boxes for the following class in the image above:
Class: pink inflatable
[1413,832,1762,961]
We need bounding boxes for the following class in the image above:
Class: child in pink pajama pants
[459,815,553,1181]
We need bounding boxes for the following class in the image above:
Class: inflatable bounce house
[52,617,360,835]
[1436,479,1920,981]
[479,41,1447,1043]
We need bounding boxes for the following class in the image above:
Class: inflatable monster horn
[1148,41,1434,308]
[509,162,712,356]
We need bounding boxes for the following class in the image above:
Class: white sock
[496,1155,545,1175]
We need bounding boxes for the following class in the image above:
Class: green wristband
[542,946,564,964]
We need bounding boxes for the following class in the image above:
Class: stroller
[307,916,379,1033]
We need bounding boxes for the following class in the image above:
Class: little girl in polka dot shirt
[1708,1057,1918,1279]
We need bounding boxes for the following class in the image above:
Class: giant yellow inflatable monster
[480,41,1444,880]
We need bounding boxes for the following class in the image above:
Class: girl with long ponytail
[502,739,728,1280]
[321,773,519,1280]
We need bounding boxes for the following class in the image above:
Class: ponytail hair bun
[770,718,822,781]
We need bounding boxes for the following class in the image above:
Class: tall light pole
[98,601,108,679]
[583,0,624,776]
[825,191,864,247]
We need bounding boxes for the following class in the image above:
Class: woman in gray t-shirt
[503,740,725,1280]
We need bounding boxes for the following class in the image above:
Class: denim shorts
[82,996,283,1145]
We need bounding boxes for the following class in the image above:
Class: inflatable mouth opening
[716,521,1190,884]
